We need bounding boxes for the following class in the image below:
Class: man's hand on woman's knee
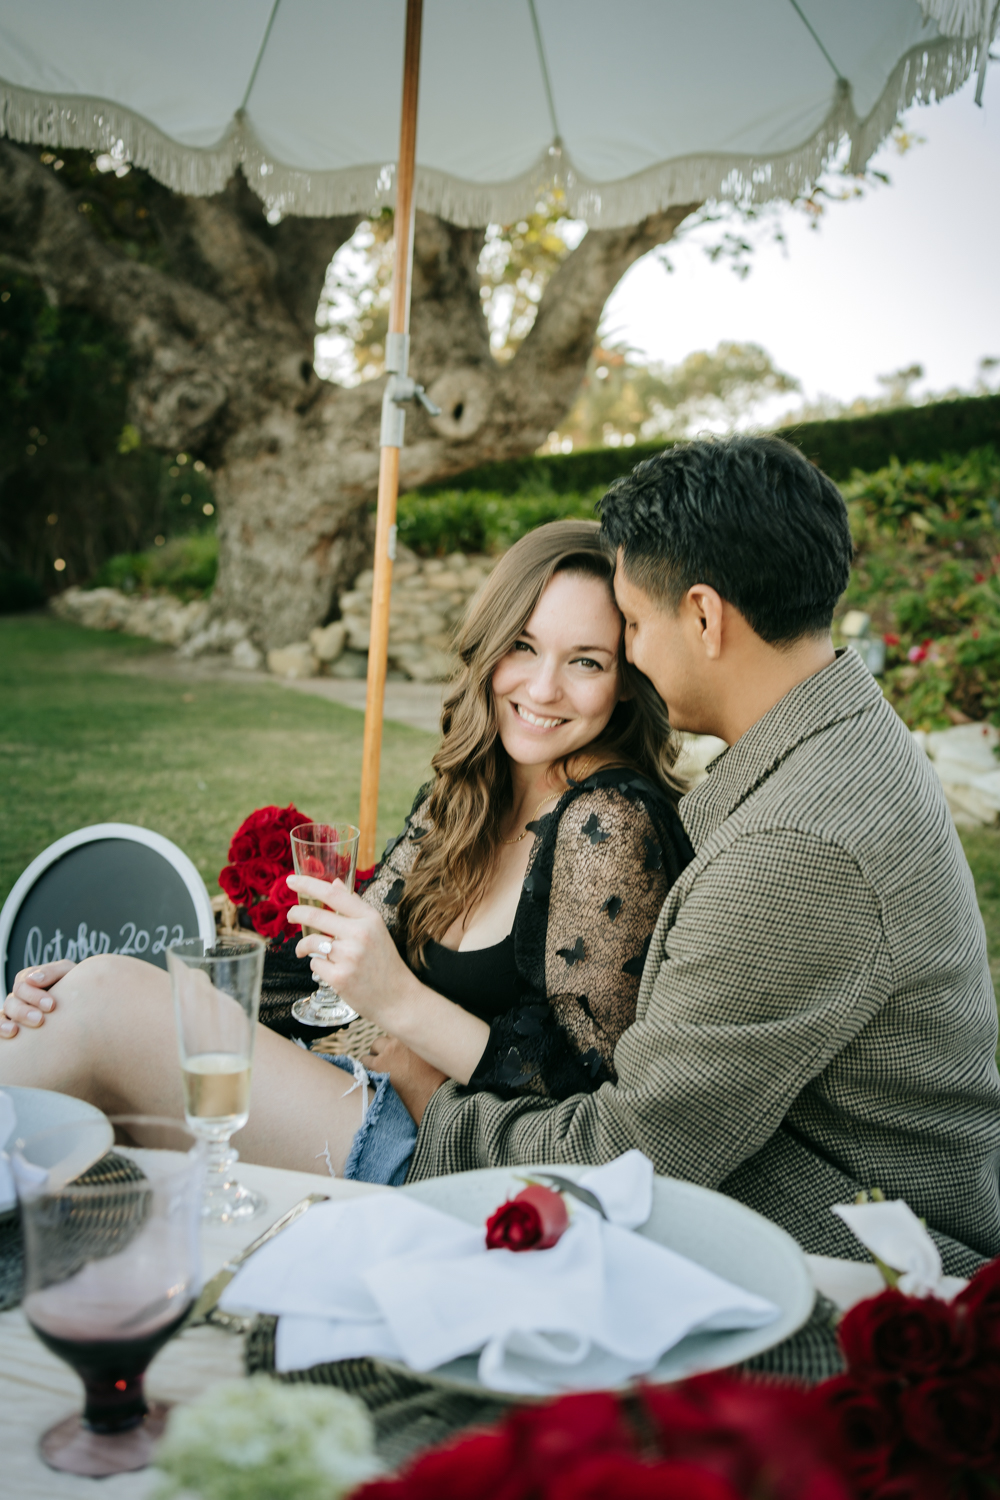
[360,1037,447,1126]
[1,961,75,1038]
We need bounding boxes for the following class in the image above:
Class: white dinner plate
[396,1163,814,1395]
[0,1086,113,1214]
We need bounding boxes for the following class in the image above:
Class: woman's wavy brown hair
[398,520,685,962]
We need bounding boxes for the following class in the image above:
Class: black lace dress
[362,768,694,1101]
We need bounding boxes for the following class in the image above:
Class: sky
[602,73,1000,417]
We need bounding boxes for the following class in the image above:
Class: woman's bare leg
[0,955,371,1177]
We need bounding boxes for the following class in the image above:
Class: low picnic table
[0,1162,383,1499]
[0,1144,889,1499]
[1,962,891,1494]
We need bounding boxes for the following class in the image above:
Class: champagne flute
[290,821,360,1028]
[166,932,266,1223]
[13,1115,203,1478]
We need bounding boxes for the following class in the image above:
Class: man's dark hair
[599,434,852,645]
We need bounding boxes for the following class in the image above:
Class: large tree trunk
[0,143,697,648]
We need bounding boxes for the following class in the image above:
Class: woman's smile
[512,703,567,730]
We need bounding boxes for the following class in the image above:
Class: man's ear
[685,584,725,660]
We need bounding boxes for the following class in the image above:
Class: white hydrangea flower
[153,1376,380,1500]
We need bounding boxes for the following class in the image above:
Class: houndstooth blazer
[408,650,1000,1274]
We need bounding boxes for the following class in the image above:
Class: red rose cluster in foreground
[353,1256,1000,1500]
[822,1261,1000,1497]
[218,804,310,942]
[354,1377,852,1500]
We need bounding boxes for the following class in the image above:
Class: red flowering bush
[217,804,310,943]
[352,1377,852,1500]
[816,1259,1000,1496]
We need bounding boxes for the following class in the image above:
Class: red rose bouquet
[817,1258,1000,1497]
[218,804,311,943]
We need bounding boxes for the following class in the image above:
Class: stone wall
[51,587,212,650]
[50,546,495,684]
[341,548,494,682]
[266,547,494,683]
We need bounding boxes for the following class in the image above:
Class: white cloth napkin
[221,1152,778,1395]
[832,1200,967,1300]
[0,1091,16,1211]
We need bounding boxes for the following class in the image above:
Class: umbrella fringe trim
[0,33,982,228]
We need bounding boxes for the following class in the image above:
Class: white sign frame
[0,823,215,985]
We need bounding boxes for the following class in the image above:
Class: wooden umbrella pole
[358,0,423,870]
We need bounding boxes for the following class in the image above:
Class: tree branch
[409,212,492,382]
[502,204,701,433]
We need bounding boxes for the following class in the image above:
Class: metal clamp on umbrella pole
[380,332,441,450]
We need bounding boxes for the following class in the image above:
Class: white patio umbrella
[0,0,993,863]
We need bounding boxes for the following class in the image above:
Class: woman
[0,522,693,1184]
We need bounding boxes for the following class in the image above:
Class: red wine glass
[12,1115,204,1477]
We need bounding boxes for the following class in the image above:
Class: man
[406,435,1000,1275]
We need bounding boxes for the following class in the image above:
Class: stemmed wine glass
[166,932,266,1223]
[290,821,360,1028]
[13,1115,203,1478]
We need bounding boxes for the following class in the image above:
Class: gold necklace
[501,790,563,845]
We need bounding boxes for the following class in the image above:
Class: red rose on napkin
[485,1184,569,1252]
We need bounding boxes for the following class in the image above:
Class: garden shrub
[0,273,216,593]
[0,569,46,613]
[88,532,218,600]
[840,446,1000,729]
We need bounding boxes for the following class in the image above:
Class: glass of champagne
[13,1115,203,1478]
[290,821,360,1028]
[166,932,266,1223]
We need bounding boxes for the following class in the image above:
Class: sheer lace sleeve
[469,776,693,1101]
[360,788,433,950]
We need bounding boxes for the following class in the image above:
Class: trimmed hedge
[783,395,1000,482]
[415,393,1000,495]
[396,488,602,556]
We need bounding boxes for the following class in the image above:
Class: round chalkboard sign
[0,824,215,993]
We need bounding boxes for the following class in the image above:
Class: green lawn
[1,615,998,997]
[0,616,435,903]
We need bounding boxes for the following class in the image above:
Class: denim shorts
[319,1052,417,1187]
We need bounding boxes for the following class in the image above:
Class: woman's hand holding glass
[286,873,490,1089]
[287,874,421,1034]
